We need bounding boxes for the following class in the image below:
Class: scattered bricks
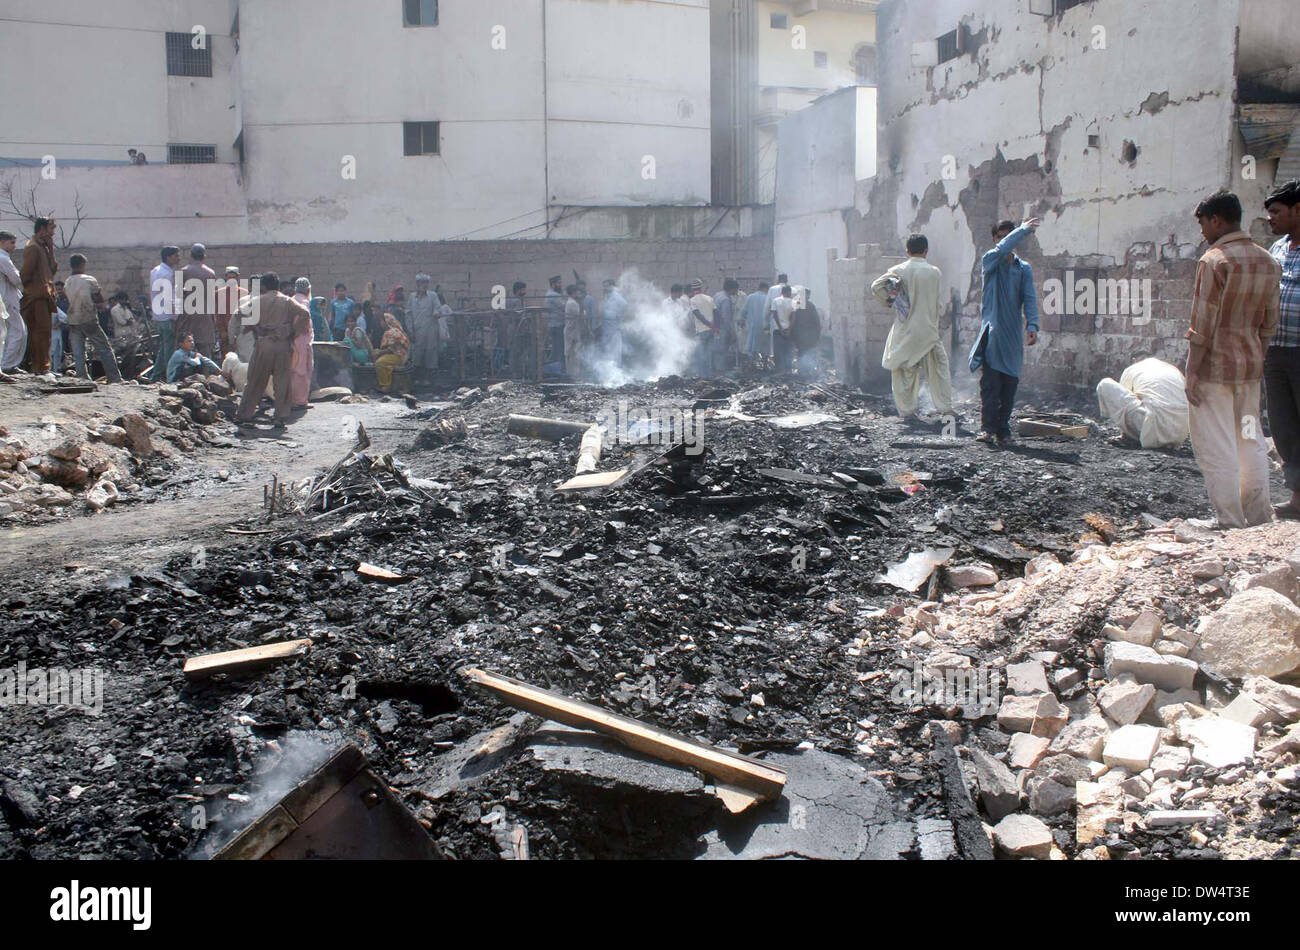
[1031,693,1070,738]
[1175,716,1258,769]
[1037,753,1092,787]
[1104,642,1198,691]
[1241,675,1300,723]
[970,748,1020,822]
[1029,777,1074,816]
[1075,781,1125,847]
[1050,715,1110,761]
[1008,733,1051,769]
[1051,667,1082,692]
[1149,745,1191,780]
[992,814,1053,859]
[947,563,998,588]
[1099,674,1156,726]
[1006,661,1049,695]
[1127,610,1163,646]
[1192,588,1300,679]
[998,694,1046,732]
[1102,724,1162,771]
[1103,623,1154,648]
[1154,640,1191,658]
[1145,809,1219,828]
[1220,693,1279,729]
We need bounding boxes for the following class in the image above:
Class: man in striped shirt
[1264,180,1300,520]
[1184,192,1281,529]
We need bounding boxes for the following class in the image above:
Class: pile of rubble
[890,518,1300,859]
[0,377,237,522]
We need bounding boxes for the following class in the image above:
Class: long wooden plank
[462,668,787,800]
[1019,419,1089,439]
[183,639,312,679]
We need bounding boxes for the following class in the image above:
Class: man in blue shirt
[600,278,628,367]
[971,217,1041,444]
[1264,180,1300,519]
[330,283,356,340]
[167,332,222,382]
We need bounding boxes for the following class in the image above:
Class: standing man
[148,246,182,382]
[0,231,25,376]
[409,273,441,387]
[713,278,742,374]
[971,218,1041,444]
[770,284,796,373]
[872,233,952,420]
[213,265,242,355]
[689,278,715,376]
[179,244,218,360]
[18,216,58,375]
[236,273,309,431]
[792,289,823,378]
[330,283,356,341]
[1264,180,1300,520]
[64,254,123,383]
[578,281,598,338]
[600,278,629,369]
[1185,191,1279,528]
[564,284,585,379]
[742,280,771,371]
[544,275,566,372]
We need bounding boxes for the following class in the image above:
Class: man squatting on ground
[872,232,952,421]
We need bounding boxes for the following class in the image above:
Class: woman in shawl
[309,296,330,342]
[374,312,409,392]
[344,313,373,365]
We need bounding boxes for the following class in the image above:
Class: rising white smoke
[583,269,697,388]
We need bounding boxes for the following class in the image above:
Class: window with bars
[937,28,963,64]
[403,0,438,27]
[165,31,212,77]
[168,144,217,165]
[403,122,440,156]
[770,13,789,29]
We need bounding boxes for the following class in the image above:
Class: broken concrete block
[1260,722,1300,759]
[1102,725,1162,771]
[1049,715,1110,761]
[1103,623,1154,648]
[947,563,998,588]
[1154,639,1192,658]
[1025,552,1063,578]
[1244,562,1298,602]
[1008,732,1051,769]
[998,694,1047,732]
[1075,781,1125,847]
[1241,675,1300,723]
[114,413,154,458]
[1127,610,1163,646]
[992,814,1053,859]
[1154,688,1201,712]
[1104,641,1198,691]
[1099,674,1156,726]
[1220,693,1279,729]
[1176,716,1257,769]
[1037,753,1092,787]
[1030,693,1069,738]
[1149,745,1192,780]
[1029,777,1074,816]
[1006,660,1049,695]
[1192,588,1300,679]
[1121,774,1151,798]
[970,748,1020,822]
[1051,667,1082,691]
[47,439,82,462]
[1145,809,1219,827]
[1189,558,1226,580]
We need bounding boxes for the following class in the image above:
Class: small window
[403,121,440,156]
[770,13,789,29]
[937,28,962,64]
[853,45,877,84]
[813,51,828,69]
[1056,0,1090,13]
[1087,134,1101,148]
[403,0,439,27]
[165,32,212,78]
[168,144,216,165]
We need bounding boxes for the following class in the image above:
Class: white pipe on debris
[575,424,603,475]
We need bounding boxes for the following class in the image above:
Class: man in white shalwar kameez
[871,234,952,419]
[1096,358,1190,449]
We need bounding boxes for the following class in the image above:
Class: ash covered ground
[0,376,1283,860]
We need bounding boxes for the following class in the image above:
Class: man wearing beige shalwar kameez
[871,234,953,419]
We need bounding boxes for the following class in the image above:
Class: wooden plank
[357,562,410,584]
[556,469,629,493]
[463,668,787,801]
[507,414,593,441]
[1018,419,1089,439]
[183,639,312,679]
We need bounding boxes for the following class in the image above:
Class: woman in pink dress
[290,277,315,410]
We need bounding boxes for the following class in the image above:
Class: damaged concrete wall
[843,0,1249,393]
[828,244,904,391]
[32,237,775,310]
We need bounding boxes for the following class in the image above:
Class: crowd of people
[870,181,1300,533]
